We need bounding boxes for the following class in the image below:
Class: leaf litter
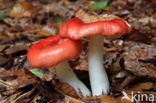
[0,0,155,103]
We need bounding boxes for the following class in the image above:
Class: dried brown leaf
[5,44,30,55]
[76,9,118,23]
[82,95,133,103]
[44,2,74,18]
[37,24,58,37]
[75,60,88,71]
[63,95,133,103]
[0,55,9,65]
[63,95,82,103]
[9,2,37,18]
[120,75,135,88]
[125,82,154,93]
[0,68,38,89]
[55,81,79,98]
[123,42,156,78]
[75,53,88,71]
[0,88,35,103]
[37,81,65,103]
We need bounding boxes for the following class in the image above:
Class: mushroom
[27,35,91,96]
[60,17,132,96]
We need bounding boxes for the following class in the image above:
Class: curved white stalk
[88,35,109,96]
[55,61,91,97]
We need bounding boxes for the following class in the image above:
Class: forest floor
[0,0,155,103]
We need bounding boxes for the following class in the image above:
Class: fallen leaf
[55,17,68,23]
[9,2,37,18]
[29,69,44,78]
[43,2,74,18]
[88,0,111,10]
[82,95,133,103]
[0,9,9,20]
[125,82,154,93]
[37,24,58,37]
[5,44,29,55]
[0,55,9,65]
[63,95,82,103]
[55,81,79,98]
[37,81,65,103]
[75,59,88,71]
[0,88,35,103]
[0,45,7,52]
[76,9,118,23]
[123,42,156,78]
[0,68,39,88]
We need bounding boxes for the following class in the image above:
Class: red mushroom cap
[27,35,83,68]
[60,17,132,40]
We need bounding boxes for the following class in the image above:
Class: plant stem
[55,61,91,97]
[88,35,109,96]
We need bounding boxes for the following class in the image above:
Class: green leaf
[29,68,44,78]
[0,9,9,20]
[0,13,5,20]
[55,17,67,23]
[88,0,111,10]
[14,4,21,9]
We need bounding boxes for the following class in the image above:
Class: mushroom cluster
[27,17,132,96]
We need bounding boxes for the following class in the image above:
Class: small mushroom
[60,17,132,96]
[27,35,91,96]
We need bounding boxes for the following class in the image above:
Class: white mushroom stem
[88,35,109,96]
[55,61,91,97]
